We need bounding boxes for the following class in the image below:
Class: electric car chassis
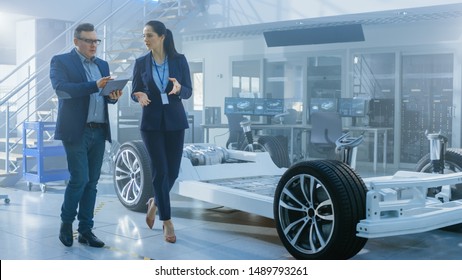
[113,138,462,260]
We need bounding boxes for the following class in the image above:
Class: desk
[252,124,309,163]
[201,123,309,163]
[187,114,194,142]
[202,123,227,143]
[346,127,393,173]
[202,124,392,172]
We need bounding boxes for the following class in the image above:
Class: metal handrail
[0,0,194,175]
[0,0,136,174]
[0,0,110,86]
[1,0,188,105]
[0,0,136,107]
[353,55,383,97]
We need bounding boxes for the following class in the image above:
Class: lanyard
[154,57,167,92]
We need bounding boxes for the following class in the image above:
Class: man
[49,23,122,247]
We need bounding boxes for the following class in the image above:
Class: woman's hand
[134,91,151,107]
[168,77,181,95]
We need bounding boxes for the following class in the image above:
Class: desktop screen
[258,98,284,115]
[310,98,337,113]
[338,98,368,117]
[225,97,284,115]
[224,97,255,114]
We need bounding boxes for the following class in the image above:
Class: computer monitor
[224,97,255,115]
[338,98,368,117]
[253,98,284,116]
[310,98,337,113]
[262,98,284,115]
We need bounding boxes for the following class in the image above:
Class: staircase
[352,54,383,98]
[0,0,198,187]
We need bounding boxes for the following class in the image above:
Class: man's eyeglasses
[77,37,102,45]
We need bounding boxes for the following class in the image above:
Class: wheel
[415,148,462,230]
[4,198,10,204]
[241,135,290,168]
[415,148,462,199]
[101,140,121,175]
[273,160,368,259]
[113,140,153,212]
[258,135,291,168]
[241,141,262,152]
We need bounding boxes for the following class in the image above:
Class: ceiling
[182,3,462,41]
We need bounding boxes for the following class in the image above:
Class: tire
[415,148,462,231]
[258,135,291,168]
[101,140,121,175]
[241,135,291,168]
[273,160,368,259]
[113,140,153,212]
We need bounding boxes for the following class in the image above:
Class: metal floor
[1,166,462,260]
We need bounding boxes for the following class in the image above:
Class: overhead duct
[264,24,364,47]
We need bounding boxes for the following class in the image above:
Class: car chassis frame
[114,134,462,259]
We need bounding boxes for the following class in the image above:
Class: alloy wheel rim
[114,149,142,203]
[278,174,334,254]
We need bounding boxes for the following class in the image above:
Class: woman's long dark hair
[145,20,179,58]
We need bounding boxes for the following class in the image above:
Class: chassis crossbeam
[358,171,462,238]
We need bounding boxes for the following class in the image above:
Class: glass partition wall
[400,53,454,164]
[264,59,304,121]
[232,60,261,98]
[307,56,342,122]
[352,53,396,165]
[229,51,457,168]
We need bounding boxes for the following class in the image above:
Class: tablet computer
[99,79,129,96]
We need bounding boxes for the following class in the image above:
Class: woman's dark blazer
[131,52,192,131]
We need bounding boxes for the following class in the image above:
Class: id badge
[161,93,169,105]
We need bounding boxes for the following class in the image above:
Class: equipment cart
[0,194,10,204]
[23,121,69,192]
[112,133,462,260]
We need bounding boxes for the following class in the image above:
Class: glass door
[307,56,342,121]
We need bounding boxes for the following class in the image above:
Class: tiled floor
[1,166,462,260]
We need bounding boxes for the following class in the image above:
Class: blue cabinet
[23,122,69,192]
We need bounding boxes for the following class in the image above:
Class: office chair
[273,109,297,125]
[310,111,344,159]
[225,114,246,149]
[272,109,299,158]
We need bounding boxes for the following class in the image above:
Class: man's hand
[108,89,123,100]
[97,76,113,88]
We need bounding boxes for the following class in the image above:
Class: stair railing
[0,0,197,175]
[353,55,383,97]
[0,0,138,174]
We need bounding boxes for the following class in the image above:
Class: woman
[131,20,192,243]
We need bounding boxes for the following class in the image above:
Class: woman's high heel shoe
[163,223,176,243]
[145,198,156,229]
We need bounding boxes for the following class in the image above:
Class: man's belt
[86,122,106,129]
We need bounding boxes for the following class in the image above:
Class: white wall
[186,37,267,146]
[183,11,462,146]
[187,21,456,98]
[185,16,462,105]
